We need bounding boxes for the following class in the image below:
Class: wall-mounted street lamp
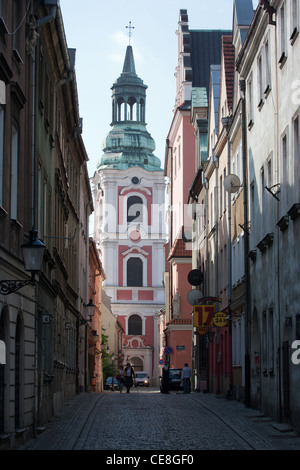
[78,298,96,325]
[86,298,96,322]
[0,229,46,295]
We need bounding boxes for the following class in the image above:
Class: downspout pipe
[36,4,58,28]
[240,78,251,408]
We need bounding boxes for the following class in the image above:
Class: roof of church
[97,45,162,172]
[122,45,136,75]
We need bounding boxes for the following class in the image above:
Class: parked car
[160,368,183,392]
[104,377,119,390]
[134,371,150,387]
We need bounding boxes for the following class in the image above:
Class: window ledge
[279,52,287,69]
[290,27,299,46]
[264,85,271,99]
[258,98,264,111]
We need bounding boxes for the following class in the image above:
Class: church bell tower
[92,32,166,383]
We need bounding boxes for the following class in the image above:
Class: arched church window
[127,257,143,286]
[140,99,145,123]
[128,97,137,121]
[127,195,143,223]
[128,314,142,335]
[117,97,125,121]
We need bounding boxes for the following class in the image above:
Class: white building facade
[92,45,166,385]
[237,0,300,430]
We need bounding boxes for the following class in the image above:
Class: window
[0,104,4,206]
[260,165,265,219]
[264,37,271,95]
[293,115,300,164]
[291,0,299,43]
[282,133,288,187]
[128,315,142,335]
[11,123,19,220]
[127,195,143,223]
[12,0,21,53]
[279,1,287,66]
[219,174,222,216]
[281,131,290,208]
[257,53,264,108]
[127,257,143,286]
[293,115,300,191]
[247,74,254,128]
[269,309,274,372]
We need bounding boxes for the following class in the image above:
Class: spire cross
[126,21,135,44]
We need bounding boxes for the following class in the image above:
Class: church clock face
[131,177,139,185]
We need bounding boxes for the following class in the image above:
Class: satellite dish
[224,174,241,193]
[188,269,203,286]
[187,289,203,306]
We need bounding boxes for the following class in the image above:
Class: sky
[60,0,258,176]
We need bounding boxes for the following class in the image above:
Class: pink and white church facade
[92,45,166,384]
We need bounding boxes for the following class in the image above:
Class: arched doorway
[130,357,143,371]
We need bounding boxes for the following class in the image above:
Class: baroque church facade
[92,44,166,384]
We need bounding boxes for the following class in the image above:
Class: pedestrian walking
[182,363,192,394]
[161,363,170,393]
[124,362,134,393]
[117,365,125,393]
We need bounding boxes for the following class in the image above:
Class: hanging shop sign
[197,326,207,335]
[193,305,215,328]
[188,269,203,286]
[213,312,228,327]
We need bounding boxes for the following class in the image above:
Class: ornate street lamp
[86,298,96,322]
[0,229,46,295]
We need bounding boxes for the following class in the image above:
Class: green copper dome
[97,45,162,171]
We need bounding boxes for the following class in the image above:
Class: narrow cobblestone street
[21,388,300,454]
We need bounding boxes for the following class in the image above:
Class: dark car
[104,377,119,390]
[160,368,183,392]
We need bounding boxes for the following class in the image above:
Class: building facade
[237,0,300,430]
[165,9,231,383]
[0,1,94,448]
[92,44,166,385]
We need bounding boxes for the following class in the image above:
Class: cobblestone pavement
[21,387,300,452]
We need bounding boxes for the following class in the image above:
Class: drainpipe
[240,79,251,408]
[36,3,59,28]
[273,18,282,424]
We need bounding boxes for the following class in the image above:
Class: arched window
[128,315,142,335]
[127,195,143,223]
[127,257,143,286]
[128,96,137,120]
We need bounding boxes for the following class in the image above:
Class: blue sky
[60,1,257,175]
